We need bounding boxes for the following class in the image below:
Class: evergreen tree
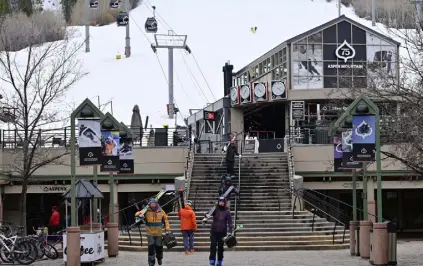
[61,0,77,24]
[19,0,33,16]
[0,0,9,15]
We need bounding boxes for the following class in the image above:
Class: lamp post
[100,112,126,257]
[68,99,104,266]
[329,94,382,222]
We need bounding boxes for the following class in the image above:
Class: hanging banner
[352,115,376,162]
[119,138,134,174]
[333,136,343,172]
[342,130,362,170]
[100,130,120,172]
[78,119,102,166]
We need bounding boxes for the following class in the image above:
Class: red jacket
[178,206,197,231]
[49,211,60,226]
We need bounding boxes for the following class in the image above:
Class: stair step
[117,238,349,247]
[113,244,349,252]
[125,229,347,236]
[118,235,348,241]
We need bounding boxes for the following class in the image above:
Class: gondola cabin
[89,0,98,9]
[109,0,119,9]
[145,17,158,33]
[117,11,129,26]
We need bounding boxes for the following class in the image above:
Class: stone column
[373,223,388,266]
[359,220,373,259]
[66,227,81,266]
[349,221,359,256]
[107,222,119,257]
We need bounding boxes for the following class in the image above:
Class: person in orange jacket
[178,200,197,254]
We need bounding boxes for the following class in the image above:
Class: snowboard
[202,185,235,224]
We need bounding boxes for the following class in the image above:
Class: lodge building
[1,15,422,234]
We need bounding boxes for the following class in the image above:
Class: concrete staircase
[114,153,349,251]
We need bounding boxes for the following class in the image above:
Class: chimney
[222,61,234,97]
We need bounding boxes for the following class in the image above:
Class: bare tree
[0,13,86,232]
[326,7,423,176]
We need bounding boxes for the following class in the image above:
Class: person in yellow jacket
[139,198,171,266]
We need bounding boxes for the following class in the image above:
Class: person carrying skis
[178,200,197,255]
[218,175,239,210]
[225,139,241,175]
[209,196,233,266]
[142,199,171,266]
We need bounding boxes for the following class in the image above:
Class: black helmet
[225,175,232,181]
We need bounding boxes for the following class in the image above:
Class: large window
[291,20,397,90]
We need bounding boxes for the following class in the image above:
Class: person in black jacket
[225,140,240,175]
[218,175,239,210]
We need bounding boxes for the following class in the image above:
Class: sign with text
[291,101,305,121]
[333,136,343,172]
[352,115,376,162]
[100,130,120,172]
[244,139,257,154]
[43,186,68,193]
[204,110,215,121]
[78,119,102,166]
[119,138,134,174]
[341,130,362,169]
[63,232,104,262]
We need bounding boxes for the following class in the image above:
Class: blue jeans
[182,230,194,251]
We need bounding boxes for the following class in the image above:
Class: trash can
[385,221,397,265]
[349,221,359,256]
[369,228,374,265]
[359,220,373,259]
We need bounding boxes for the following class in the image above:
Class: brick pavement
[35,240,422,266]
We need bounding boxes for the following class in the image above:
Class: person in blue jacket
[209,197,233,266]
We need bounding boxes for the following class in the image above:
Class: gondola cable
[143,1,216,102]
[130,8,210,107]
[129,14,186,121]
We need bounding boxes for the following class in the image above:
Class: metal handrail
[286,188,347,245]
[233,155,241,236]
[298,188,391,223]
[285,136,296,193]
[185,142,195,200]
[276,188,281,212]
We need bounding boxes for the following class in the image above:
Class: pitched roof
[62,179,104,199]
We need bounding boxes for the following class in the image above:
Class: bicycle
[0,232,38,265]
[29,226,59,260]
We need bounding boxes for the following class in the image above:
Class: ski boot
[217,260,223,266]
[209,260,216,266]
[157,259,162,265]
[148,261,155,266]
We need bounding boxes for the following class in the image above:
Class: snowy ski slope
[1,0,404,127]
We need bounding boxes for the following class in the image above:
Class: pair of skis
[202,185,235,224]
[133,188,185,226]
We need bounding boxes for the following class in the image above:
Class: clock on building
[230,86,239,105]
[253,82,267,102]
[240,85,251,103]
[271,80,287,100]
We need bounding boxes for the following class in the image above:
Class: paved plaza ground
[36,240,422,266]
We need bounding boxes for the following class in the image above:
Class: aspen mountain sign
[327,40,364,70]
